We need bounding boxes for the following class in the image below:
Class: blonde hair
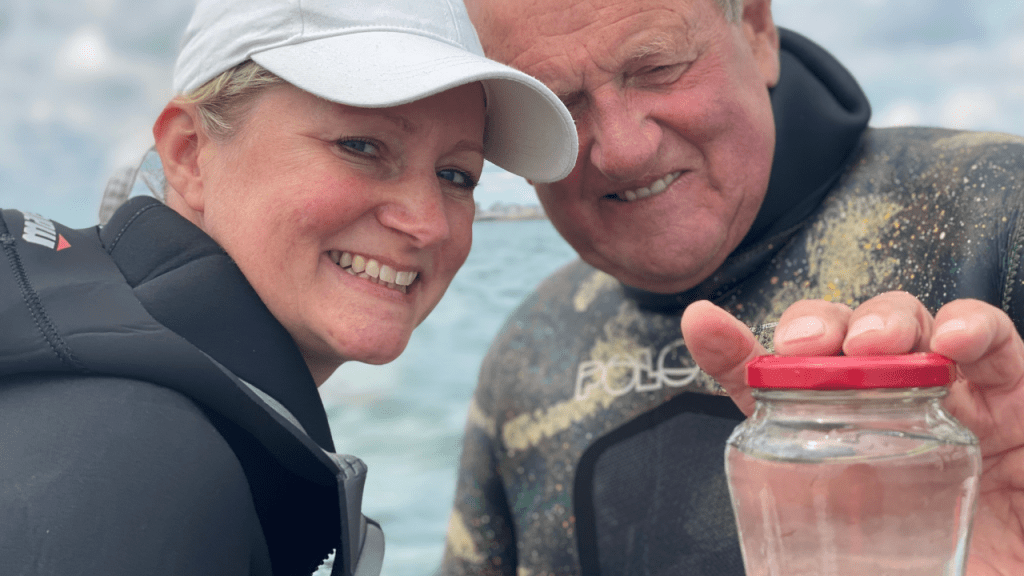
[99,61,287,223]
[177,60,287,140]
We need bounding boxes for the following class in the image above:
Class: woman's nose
[375,176,452,247]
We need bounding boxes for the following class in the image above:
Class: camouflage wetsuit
[439,30,1024,576]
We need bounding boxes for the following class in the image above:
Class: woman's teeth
[329,250,418,293]
[615,171,682,202]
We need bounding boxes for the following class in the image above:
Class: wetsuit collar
[100,196,336,450]
[624,28,871,312]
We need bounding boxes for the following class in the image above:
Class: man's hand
[680,292,1024,575]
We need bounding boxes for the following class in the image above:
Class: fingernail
[777,316,826,343]
[847,314,886,339]
[934,319,968,337]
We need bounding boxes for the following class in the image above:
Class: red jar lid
[746,353,956,390]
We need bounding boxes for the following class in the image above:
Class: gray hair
[715,0,742,23]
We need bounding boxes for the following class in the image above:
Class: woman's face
[192,82,484,383]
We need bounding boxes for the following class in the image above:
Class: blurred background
[2,1,1022,574]
[2,0,1022,228]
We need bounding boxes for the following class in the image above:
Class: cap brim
[252,31,577,183]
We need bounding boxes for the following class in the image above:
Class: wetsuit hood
[624,28,871,311]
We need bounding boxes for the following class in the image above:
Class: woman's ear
[152,100,207,214]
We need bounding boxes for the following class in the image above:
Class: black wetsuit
[0,197,382,576]
[439,30,1024,575]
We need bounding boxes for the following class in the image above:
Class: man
[440,0,1024,574]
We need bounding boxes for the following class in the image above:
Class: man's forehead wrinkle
[485,0,699,100]
[536,12,692,95]
[619,6,696,58]
[500,4,602,93]
[488,0,580,59]
[470,0,548,60]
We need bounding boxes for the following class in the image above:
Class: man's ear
[152,100,208,214]
[741,0,781,89]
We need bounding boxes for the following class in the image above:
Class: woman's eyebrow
[451,140,485,155]
[378,111,418,134]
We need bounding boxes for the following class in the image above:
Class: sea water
[322,219,578,576]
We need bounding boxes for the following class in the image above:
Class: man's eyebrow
[551,34,680,105]
[624,34,678,63]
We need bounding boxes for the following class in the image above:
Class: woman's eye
[438,168,476,189]
[339,139,379,156]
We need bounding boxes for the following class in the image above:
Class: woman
[0,0,576,574]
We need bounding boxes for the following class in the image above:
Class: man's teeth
[328,251,418,293]
[616,171,682,202]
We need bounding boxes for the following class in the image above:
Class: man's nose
[376,176,452,247]
[587,90,662,182]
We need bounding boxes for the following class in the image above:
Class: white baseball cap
[173,0,578,183]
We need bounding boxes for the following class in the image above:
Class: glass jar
[725,353,981,576]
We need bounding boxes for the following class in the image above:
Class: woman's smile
[328,250,419,294]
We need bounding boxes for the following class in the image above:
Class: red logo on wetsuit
[21,211,71,251]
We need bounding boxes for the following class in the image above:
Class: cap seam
[250,25,471,57]
[441,0,463,45]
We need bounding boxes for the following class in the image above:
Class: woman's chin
[350,350,403,366]
[336,336,412,366]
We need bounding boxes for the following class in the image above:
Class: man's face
[470,0,780,293]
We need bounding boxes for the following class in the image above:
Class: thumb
[681,300,767,416]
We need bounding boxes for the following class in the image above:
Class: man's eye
[640,63,687,85]
[438,168,476,188]
[340,139,379,156]
[559,93,587,119]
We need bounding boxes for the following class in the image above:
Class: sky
[1,0,1022,228]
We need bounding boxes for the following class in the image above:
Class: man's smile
[605,171,683,202]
